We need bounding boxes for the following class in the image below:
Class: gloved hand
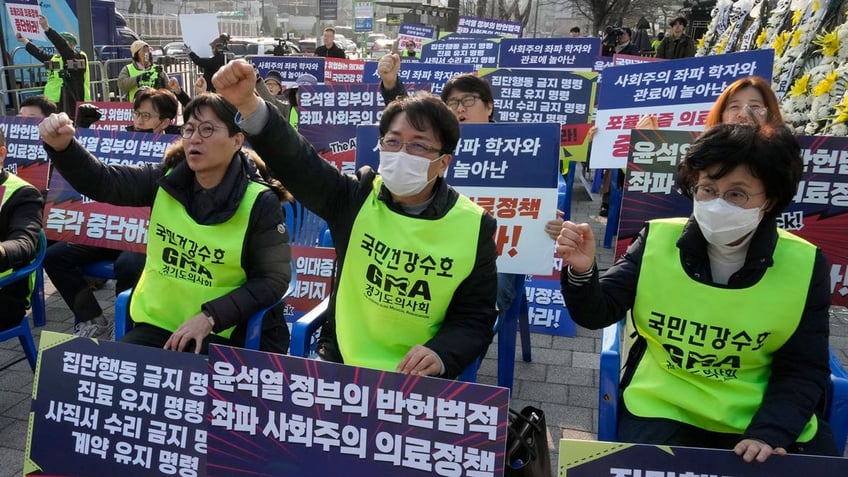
[138,71,153,83]
[75,103,103,128]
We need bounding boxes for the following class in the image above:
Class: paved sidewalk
[0,179,846,476]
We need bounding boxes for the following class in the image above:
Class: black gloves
[75,103,103,128]
[138,71,153,83]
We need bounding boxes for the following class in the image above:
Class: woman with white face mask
[556,124,838,462]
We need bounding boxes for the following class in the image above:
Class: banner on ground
[558,439,848,476]
[456,16,522,38]
[207,344,509,476]
[25,332,209,477]
[590,49,774,169]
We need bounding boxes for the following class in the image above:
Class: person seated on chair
[0,129,44,331]
[39,93,292,354]
[557,124,838,462]
[45,88,183,339]
[213,59,497,377]
[377,58,564,317]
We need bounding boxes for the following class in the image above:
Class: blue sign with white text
[361,62,473,94]
[498,37,600,70]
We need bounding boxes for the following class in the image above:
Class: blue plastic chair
[0,231,47,370]
[284,201,332,247]
[80,260,116,281]
[497,274,533,390]
[598,319,848,454]
[115,267,297,350]
[290,296,498,383]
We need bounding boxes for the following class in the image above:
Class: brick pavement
[0,179,846,476]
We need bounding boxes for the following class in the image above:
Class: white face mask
[378,150,442,197]
[693,198,763,246]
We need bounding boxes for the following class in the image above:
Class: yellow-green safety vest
[0,174,39,304]
[627,218,819,441]
[335,176,484,371]
[130,177,267,338]
[125,62,160,101]
[43,51,91,102]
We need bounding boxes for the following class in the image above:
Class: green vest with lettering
[43,52,91,102]
[130,177,266,338]
[335,176,483,371]
[125,62,160,101]
[289,107,299,130]
[0,174,38,303]
[627,218,818,441]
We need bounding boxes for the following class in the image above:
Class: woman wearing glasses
[39,93,292,354]
[557,124,838,461]
[212,59,497,378]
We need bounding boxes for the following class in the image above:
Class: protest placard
[456,16,522,38]
[558,439,848,476]
[0,115,50,191]
[26,332,209,477]
[590,49,774,169]
[498,37,600,70]
[6,0,46,41]
[206,344,509,476]
[43,128,175,252]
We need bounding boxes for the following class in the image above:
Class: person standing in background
[314,27,347,59]
[656,17,695,59]
[16,16,90,118]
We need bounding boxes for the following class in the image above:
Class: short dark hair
[440,73,494,118]
[182,93,241,137]
[570,26,580,33]
[621,27,633,37]
[20,95,58,117]
[670,16,688,27]
[379,92,460,155]
[677,124,802,215]
[134,88,179,120]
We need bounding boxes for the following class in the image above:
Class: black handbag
[505,406,552,477]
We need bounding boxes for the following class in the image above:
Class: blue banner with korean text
[248,56,326,83]
[559,439,848,476]
[618,130,848,307]
[206,345,509,476]
[399,23,437,40]
[0,115,50,192]
[482,69,596,125]
[420,39,500,69]
[456,16,522,38]
[44,128,175,252]
[497,38,600,70]
[298,83,389,175]
[357,122,560,275]
[25,332,209,477]
[590,49,774,169]
[362,62,473,95]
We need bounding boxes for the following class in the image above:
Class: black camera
[602,26,622,56]
[272,38,291,56]
[216,33,230,52]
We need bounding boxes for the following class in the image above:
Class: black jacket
[0,170,43,330]
[243,102,498,378]
[562,215,832,450]
[656,34,696,59]
[189,51,226,92]
[44,139,292,351]
[314,43,347,59]
[0,170,43,272]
